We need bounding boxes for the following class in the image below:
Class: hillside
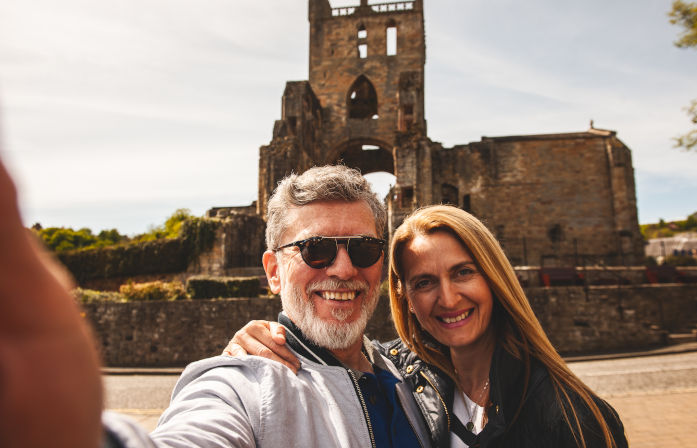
[641,212,697,239]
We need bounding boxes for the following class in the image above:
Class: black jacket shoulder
[374,339,628,448]
[374,339,454,448]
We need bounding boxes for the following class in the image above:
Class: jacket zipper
[396,390,426,448]
[348,370,376,448]
[420,370,451,431]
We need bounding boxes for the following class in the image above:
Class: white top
[449,390,486,448]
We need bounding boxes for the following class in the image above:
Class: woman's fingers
[223,320,301,374]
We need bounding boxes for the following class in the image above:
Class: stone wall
[83,293,395,367]
[527,284,696,353]
[82,284,695,366]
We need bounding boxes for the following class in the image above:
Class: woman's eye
[413,279,432,290]
[456,267,475,277]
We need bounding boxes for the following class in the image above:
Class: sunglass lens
[302,238,337,268]
[349,239,383,268]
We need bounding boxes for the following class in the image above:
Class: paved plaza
[608,389,697,447]
[109,348,697,446]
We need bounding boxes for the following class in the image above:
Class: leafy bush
[119,281,188,302]
[181,217,220,265]
[36,227,127,252]
[664,255,697,266]
[73,288,125,304]
[134,209,193,243]
[58,238,190,282]
[187,276,260,299]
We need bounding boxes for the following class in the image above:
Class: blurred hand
[0,158,103,448]
[222,320,301,374]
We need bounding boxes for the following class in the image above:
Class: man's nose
[325,244,358,279]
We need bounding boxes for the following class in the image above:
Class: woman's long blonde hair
[388,205,620,448]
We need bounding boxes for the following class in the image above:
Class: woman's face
[401,231,494,351]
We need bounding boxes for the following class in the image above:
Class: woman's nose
[438,279,460,307]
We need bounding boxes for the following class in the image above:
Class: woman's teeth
[322,291,356,301]
[440,309,471,324]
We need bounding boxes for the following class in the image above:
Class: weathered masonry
[219,0,644,266]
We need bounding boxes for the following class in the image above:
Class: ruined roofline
[330,0,419,18]
[480,129,618,143]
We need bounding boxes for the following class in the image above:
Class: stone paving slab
[605,389,697,448]
[116,390,697,445]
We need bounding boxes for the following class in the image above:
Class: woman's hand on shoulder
[223,320,301,374]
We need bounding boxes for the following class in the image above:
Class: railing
[331,7,356,16]
[331,1,415,16]
[371,1,414,13]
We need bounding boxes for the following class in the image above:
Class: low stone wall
[528,284,696,353]
[82,284,696,366]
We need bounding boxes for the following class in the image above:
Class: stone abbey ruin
[77,0,697,366]
[209,0,644,268]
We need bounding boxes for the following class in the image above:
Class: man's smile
[318,291,359,301]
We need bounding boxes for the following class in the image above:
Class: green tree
[36,226,126,252]
[135,208,193,242]
[669,1,697,150]
[37,227,97,252]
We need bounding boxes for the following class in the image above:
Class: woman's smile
[436,308,473,326]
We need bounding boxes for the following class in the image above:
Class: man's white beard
[281,279,379,350]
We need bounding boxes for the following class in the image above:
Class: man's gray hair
[266,165,387,250]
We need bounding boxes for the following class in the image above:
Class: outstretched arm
[222,320,301,374]
[0,158,104,448]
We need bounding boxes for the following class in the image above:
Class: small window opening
[347,75,378,119]
[401,186,414,208]
[441,183,458,206]
[548,224,564,243]
[399,104,414,131]
[462,194,471,212]
[386,26,397,55]
[362,145,380,151]
[358,26,367,39]
[358,43,367,58]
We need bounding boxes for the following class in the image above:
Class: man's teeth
[441,310,471,324]
[322,291,356,301]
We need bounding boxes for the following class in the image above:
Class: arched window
[386,21,397,55]
[347,76,378,119]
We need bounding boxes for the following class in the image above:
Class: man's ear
[262,250,282,294]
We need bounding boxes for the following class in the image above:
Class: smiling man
[102,165,430,447]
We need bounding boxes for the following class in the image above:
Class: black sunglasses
[276,235,386,269]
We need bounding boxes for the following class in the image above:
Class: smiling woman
[401,231,494,358]
[388,205,628,448]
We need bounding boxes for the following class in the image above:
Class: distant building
[645,233,697,259]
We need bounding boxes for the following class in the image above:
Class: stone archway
[331,138,393,175]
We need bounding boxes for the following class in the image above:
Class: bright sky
[1,0,695,235]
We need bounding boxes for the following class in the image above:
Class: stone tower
[258,0,426,218]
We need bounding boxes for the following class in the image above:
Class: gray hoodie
[103,329,431,447]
